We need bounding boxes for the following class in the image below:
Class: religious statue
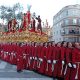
[36,15,42,33]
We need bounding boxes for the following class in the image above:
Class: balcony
[61,30,80,36]
[61,22,80,27]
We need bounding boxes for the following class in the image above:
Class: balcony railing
[61,23,80,27]
[61,31,80,36]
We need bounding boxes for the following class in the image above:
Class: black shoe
[17,70,22,73]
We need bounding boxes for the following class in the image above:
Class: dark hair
[61,41,66,47]
[67,42,73,48]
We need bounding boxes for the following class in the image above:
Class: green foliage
[0,3,23,22]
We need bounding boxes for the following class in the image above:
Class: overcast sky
[0,0,79,26]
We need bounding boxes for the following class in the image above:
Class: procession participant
[33,42,38,71]
[0,43,5,60]
[64,42,73,80]
[60,41,67,79]
[37,42,43,71]
[27,42,32,70]
[16,42,24,72]
[22,42,28,69]
[39,42,48,74]
[70,42,80,80]
[28,42,34,70]
[52,42,62,79]
[51,41,55,72]
[26,42,31,69]
[0,43,3,58]
[5,43,11,63]
[9,42,17,65]
[2,43,8,61]
[45,42,53,76]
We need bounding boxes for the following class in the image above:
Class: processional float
[0,5,48,43]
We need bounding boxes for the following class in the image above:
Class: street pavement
[0,60,54,80]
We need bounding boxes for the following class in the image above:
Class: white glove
[17,59,19,61]
[47,60,51,63]
[73,64,76,68]
[30,57,32,60]
[68,63,72,67]
[11,52,13,55]
[33,57,34,59]
[35,57,37,60]
[53,60,56,64]
[39,58,43,62]
[62,61,65,65]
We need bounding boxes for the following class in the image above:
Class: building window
[59,38,61,40]
[57,31,58,34]
[59,22,62,26]
[65,19,68,25]
[78,19,80,23]
[60,30,61,34]
[73,19,77,24]
[54,32,55,34]
[66,10,68,16]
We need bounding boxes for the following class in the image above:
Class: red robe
[2,44,8,61]
[0,44,4,60]
[0,44,3,58]
[45,46,52,76]
[39,46,48,74]
[16,45,24,71]
[28,45,33,70]
[37,45,43,71]
[9,44,17,64]
[26,45,31,69]
[70,48,80,80]
[22,45,28,69]
[60,47,67,78]
[5,44,11,63]
[64,48,73,80]
[52,46,62,78]
[32,46,38,70]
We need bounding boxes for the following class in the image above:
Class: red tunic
[16,45,24,71]
[32,46,38,70]
[37,45,43,71]
[52,46,62,78]
[22,45,29,69]
[60,47,67,78]
[0,44,4,60]
[39,46,48,74]
[9,44,17,65]
[70,48,80,80]
[28,45,33,70]
[45,46,52,76]
[64,48,73,80]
